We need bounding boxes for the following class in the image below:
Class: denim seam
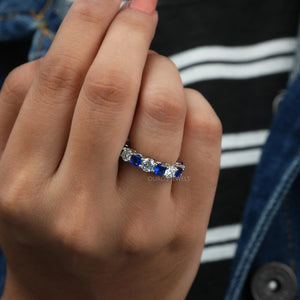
[33,33,45,60]
[37,23,55,40]
[227,151,300,300]
[31,0,55,59]
[31,0,55,40]
[284,197,296,271]
[0,0,55,42]
[0,13,30,21]
[0,0,54,20]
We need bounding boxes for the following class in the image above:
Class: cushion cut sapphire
[154,164,167,176]
[175,167,183,178]
[130,154,142,166]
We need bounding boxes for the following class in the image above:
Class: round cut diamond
[154,164,167,176]
[140,158,155,172]
[130,154,142,166]
[165,166,177,178]
[121,148,132,162]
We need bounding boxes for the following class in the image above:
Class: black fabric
[188,260,233,300]
[190,74,290,133]
[0,38,32,86]
[212,166,256,228]
[154,0,300,53]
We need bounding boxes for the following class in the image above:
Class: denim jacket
[0,1,300,299]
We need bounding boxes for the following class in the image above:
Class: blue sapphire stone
[154,164,167,176]
[175,167,183,178]
[130,154,142,166]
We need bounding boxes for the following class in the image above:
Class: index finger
[2,0,125,177]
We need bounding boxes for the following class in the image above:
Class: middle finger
[60,3,159,185]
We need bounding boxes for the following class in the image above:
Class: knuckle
[170,233,205,258]
[0,160,43,220]
[0,174,29,219]
[52,217,98,260]
[1,68,27,102]
[0,61,40,104]
[120,223,150,255]
[161,56,180,71]
[51,190,95,254]
[149,54,180,75]
[192,114,223,146]
[120,13,152,38]
[143,90,186,124]
[171,223,204,250]
[0,191,18,219]
[186,89,223,143]
[199,113,223,140]
[71,0,106,25]
[38,54,83,97]
[83,72,133,109]
[53,220,83,251]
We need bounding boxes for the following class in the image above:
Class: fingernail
[129,0,158,15]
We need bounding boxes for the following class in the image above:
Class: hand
[0,0,222,299]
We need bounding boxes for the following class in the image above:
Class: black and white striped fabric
[151,0,300,298]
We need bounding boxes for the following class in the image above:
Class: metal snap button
[251,262,297,300]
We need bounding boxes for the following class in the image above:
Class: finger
[119,53,186,200]
[0,61,40,156]
[4,0,123,176]
[60,3,159,185]
[173,89,222,228]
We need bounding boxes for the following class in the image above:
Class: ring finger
[119,52,186,201]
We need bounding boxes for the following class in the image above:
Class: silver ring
[120,144,185,179]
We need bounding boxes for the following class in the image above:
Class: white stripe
[222,130,269,151]
[201,243,237,264]
[179,56,294,85]
[170,38,297,69]
[221,148,262,169]
[205,224,242,245]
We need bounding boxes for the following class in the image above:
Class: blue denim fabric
[226,23,300,299]
[226,74,300,300]
[1,1,300,299]
[0,0,62,61]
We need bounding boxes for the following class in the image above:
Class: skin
[0,0,222,299]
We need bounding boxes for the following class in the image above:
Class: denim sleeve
[0,0,65,295]
[0,0,63,61]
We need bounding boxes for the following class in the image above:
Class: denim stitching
[0,0,53,20]
[0,0,55,45]
[227,151,300,300]
[230,154,300,299]
[30,0,54,20]
[30,0,55,40]
[284,197,296,271]
[0,13,30,21]
[0,0,55,41]
[30,0,55,59]
[38,22,55,40]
